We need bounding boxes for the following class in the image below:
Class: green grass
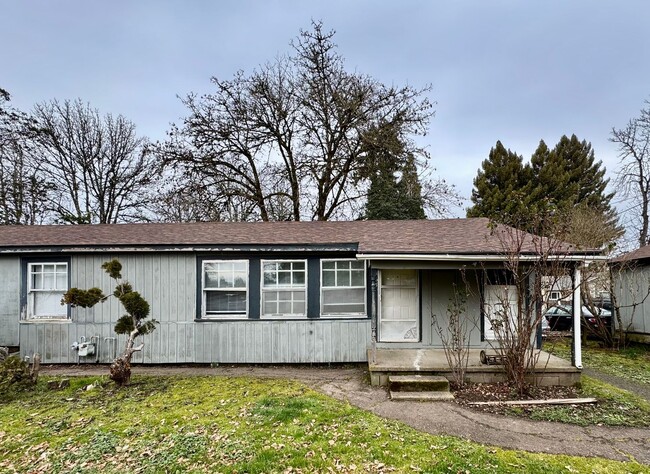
[515,376,650,426]
[0,376,647,473]
[545,338,650,384]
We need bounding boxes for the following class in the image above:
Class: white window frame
[320,259,367,318]
[202,259,249,319]
[27,262,69,320]
[260,259,307,319]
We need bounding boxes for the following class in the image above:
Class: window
[261,260,306,317]
[203,260,248,318]
[321,259,366,317]
[28,262,68,319]
[549,291,561,301]
[483,285,518,341]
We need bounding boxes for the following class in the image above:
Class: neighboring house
[611,245,650,343]
[0,218,597,371]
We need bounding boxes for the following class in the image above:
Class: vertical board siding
[615,267,650,335]
[193,320,370,363]
[0,257,20,346]
[20,252,371,363]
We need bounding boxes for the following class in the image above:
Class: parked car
[544,305,612,332]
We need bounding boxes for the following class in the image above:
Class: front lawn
[1,376,646,473]
[545,337,650,384]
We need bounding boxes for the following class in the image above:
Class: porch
[367,348,581,387]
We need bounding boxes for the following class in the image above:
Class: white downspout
[573,264,583,369]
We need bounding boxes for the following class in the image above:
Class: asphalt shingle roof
[0,218,596,255]
[612,245,650,263]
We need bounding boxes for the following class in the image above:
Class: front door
[379,269,419,342]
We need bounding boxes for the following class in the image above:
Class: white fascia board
[355,253,606,262]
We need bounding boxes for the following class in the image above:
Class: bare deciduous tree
[431,280,472,387]
[611,101,650,247]
[157,22,456,222]
[33,99,154,224]
[0,89,52,225]
[484,218,578,394]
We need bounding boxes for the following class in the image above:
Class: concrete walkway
[40,364,650,465]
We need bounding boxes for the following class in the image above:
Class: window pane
[32,273,42,290]
[43,264,55,273]
[351,270,365,287]
[278,271,291,285]
[42,272,55,290]
[263,301,277,314]
[33,292,67,317]
[293,261,305,270]
[233,273,247,288]
[206,291,246,313]
[277,290,292,301]
[32,264,42,273]
[56,273,67,290]
[278,262,292,271]
[322,261,336,270]
[218,273,234,288]
[322,270,335,287]
[293,271,305,285]
[204,272,220,288]
[263,272,276,287]
[264,262,277,273]
[337,270,350,286]
[292,290,305,302]
[262,289,305,316]
[350,260,364,270]
[322,288,365,314]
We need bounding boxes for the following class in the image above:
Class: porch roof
[0,218,601,256]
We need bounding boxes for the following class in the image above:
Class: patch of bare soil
[452,382,580,416]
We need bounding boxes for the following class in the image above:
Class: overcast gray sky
[2,1,649,218]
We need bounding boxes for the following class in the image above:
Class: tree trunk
[109,329,142,386]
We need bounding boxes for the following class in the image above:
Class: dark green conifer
[467,141,531,226]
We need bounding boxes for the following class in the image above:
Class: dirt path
[41,364,650,465]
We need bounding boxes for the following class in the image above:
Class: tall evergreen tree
[363,122,426,220]
[396,154,426,219]
[466,141,531,226]
[467,135,620,247]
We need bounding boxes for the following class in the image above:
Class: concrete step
[388,374,450,392]
[389,390,455,401]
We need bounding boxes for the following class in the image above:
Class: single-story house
[0,218,597,383]
[611,245,650,343]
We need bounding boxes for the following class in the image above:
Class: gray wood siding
[0,257,20,346]
[614,267,650,335]
[192,320,369,363]
[19,253,371,363]
[69,253,196,325]
[19,319,370,364]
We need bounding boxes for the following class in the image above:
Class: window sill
[259,314,307,320]
[21,319,72,324]
[320,314,368,319]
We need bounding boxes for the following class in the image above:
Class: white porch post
[573,264,582,369]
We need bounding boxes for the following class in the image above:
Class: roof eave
[356,253,606,262]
